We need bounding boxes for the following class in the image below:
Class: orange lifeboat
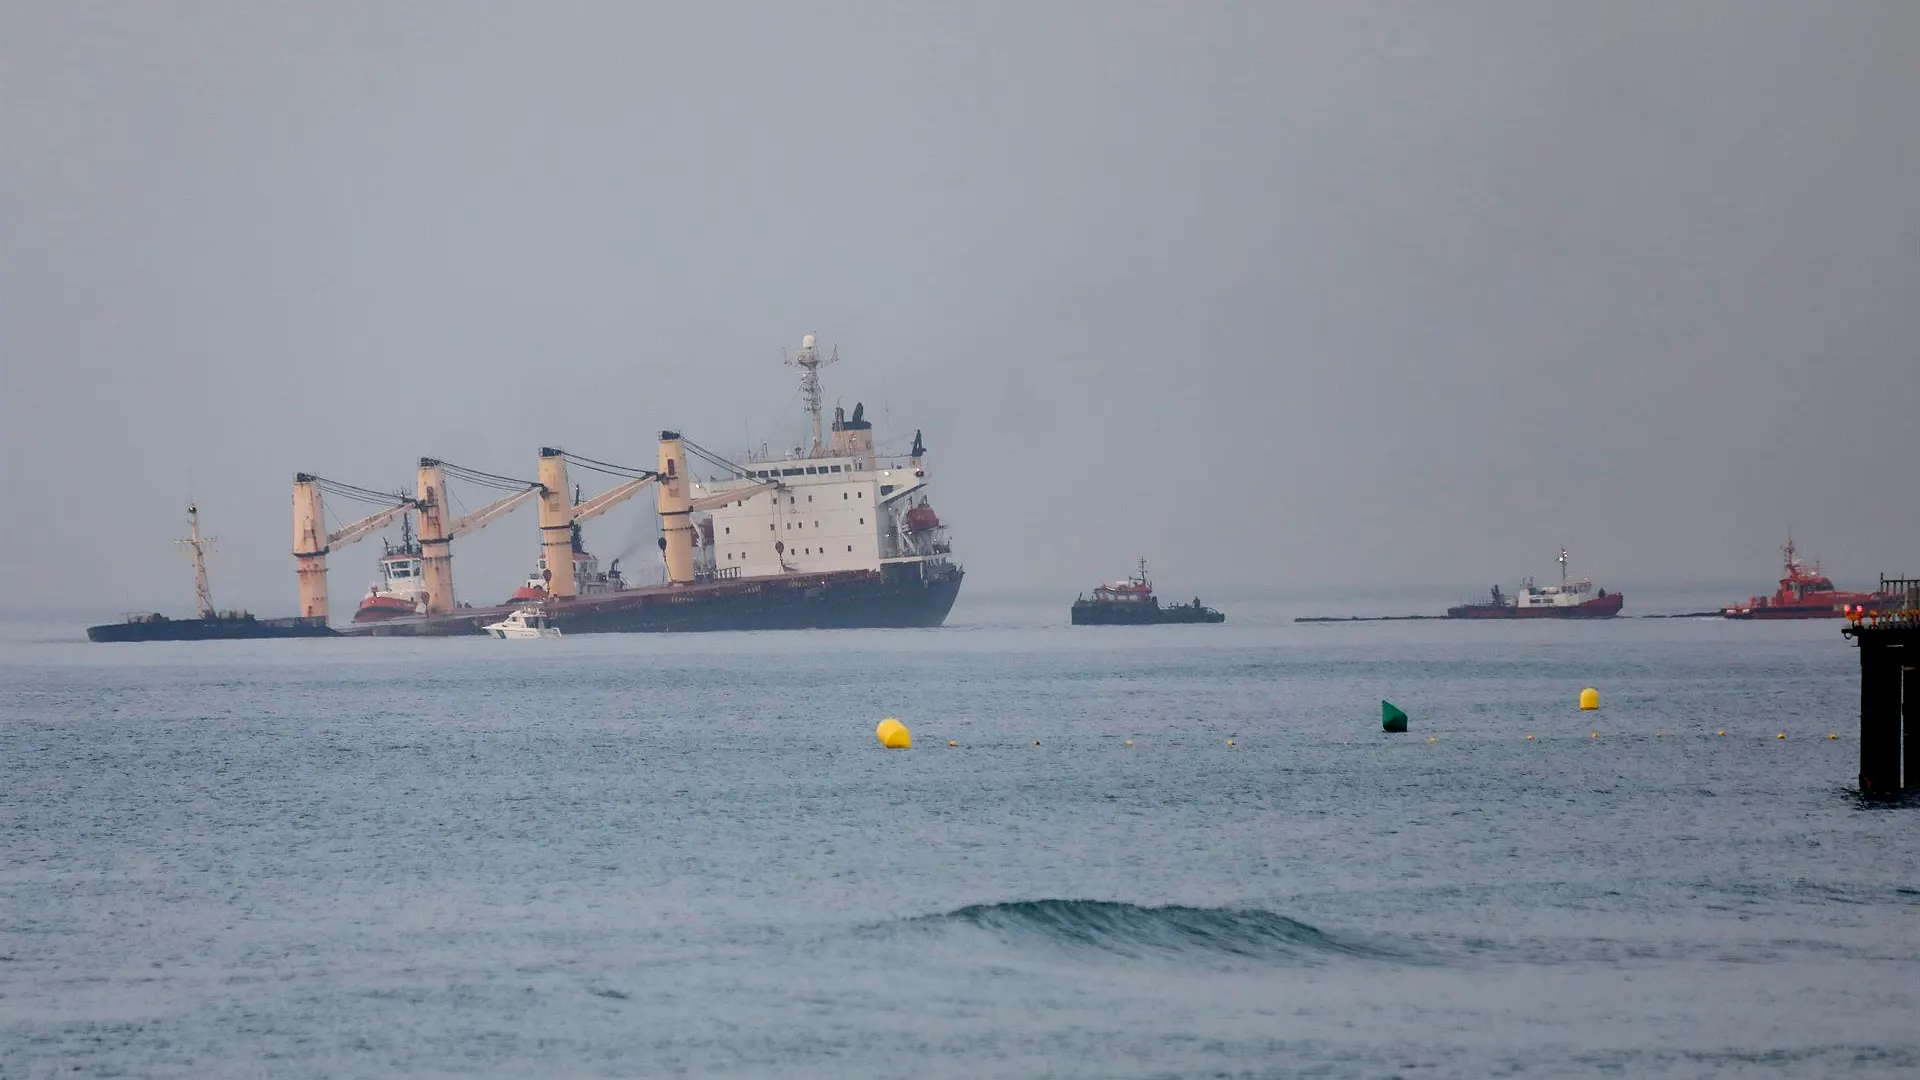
[906,504,941,533]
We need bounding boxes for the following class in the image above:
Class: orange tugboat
[1722,536,1890,620]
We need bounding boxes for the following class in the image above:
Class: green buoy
[1382,700,1408,733]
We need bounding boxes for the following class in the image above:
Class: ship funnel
[830,398,875,465]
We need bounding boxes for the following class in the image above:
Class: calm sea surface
[3,594,1916,1078]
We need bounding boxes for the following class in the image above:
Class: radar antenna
[176,503,218,618]
[784,331,838,457]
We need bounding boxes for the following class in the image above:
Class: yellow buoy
[1526,734,1534,741]
[1226,738,1235,747]
[1124,739,1133,747]
[1427,736,1436,743]
[1829,733,1838,740]
[875,718,911,749]
[1591,732,1599,739]
[1776,733,1786,740]
[1716,730,1726,737]
[1579,687,1599,711]
[948,740,957,747]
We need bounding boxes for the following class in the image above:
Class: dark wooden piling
[1843,577,1919,794]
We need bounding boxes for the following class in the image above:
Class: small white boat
[482,607,561,639]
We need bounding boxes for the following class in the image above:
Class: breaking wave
[919,899,1395,963]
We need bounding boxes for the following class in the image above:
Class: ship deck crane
[415,458,546,615]
[689,485,773,512]
[573,475,656,522]
[533,449,662,599]
[450,486,542,537]
[682,436,781,513]
[292,474,421,622]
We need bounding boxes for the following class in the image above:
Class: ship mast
[176,503,217,618]
[784,332,838,457]
[1559,547,1569,588]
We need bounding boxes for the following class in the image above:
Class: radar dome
[801,333,816,350]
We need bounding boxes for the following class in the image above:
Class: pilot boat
[482,607,562,639]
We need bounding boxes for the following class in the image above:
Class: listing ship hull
[345,562,963,637]
[87,615,338,642]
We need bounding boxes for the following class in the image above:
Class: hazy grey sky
[3,1,1916,611]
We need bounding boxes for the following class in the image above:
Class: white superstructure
[686,336,952,582]
[1511,549,1601,609]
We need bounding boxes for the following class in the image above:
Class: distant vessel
[1071,560,1225,625]
[88,505,335,642]
[1447,549,1623,619]
[353,514,426,623]
[483,607,561,639]
[1722,536,1890,620]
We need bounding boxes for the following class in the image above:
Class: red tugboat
[353,515,427,623]
[1447,549,1623,619]
[1722,536,1890,620]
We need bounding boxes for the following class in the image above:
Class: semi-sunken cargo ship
[1722,536,1890,620]
[1447,549,1623,619]
[337,334,962,636]
[88,504,336,642]
[1071,560,1225,625]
